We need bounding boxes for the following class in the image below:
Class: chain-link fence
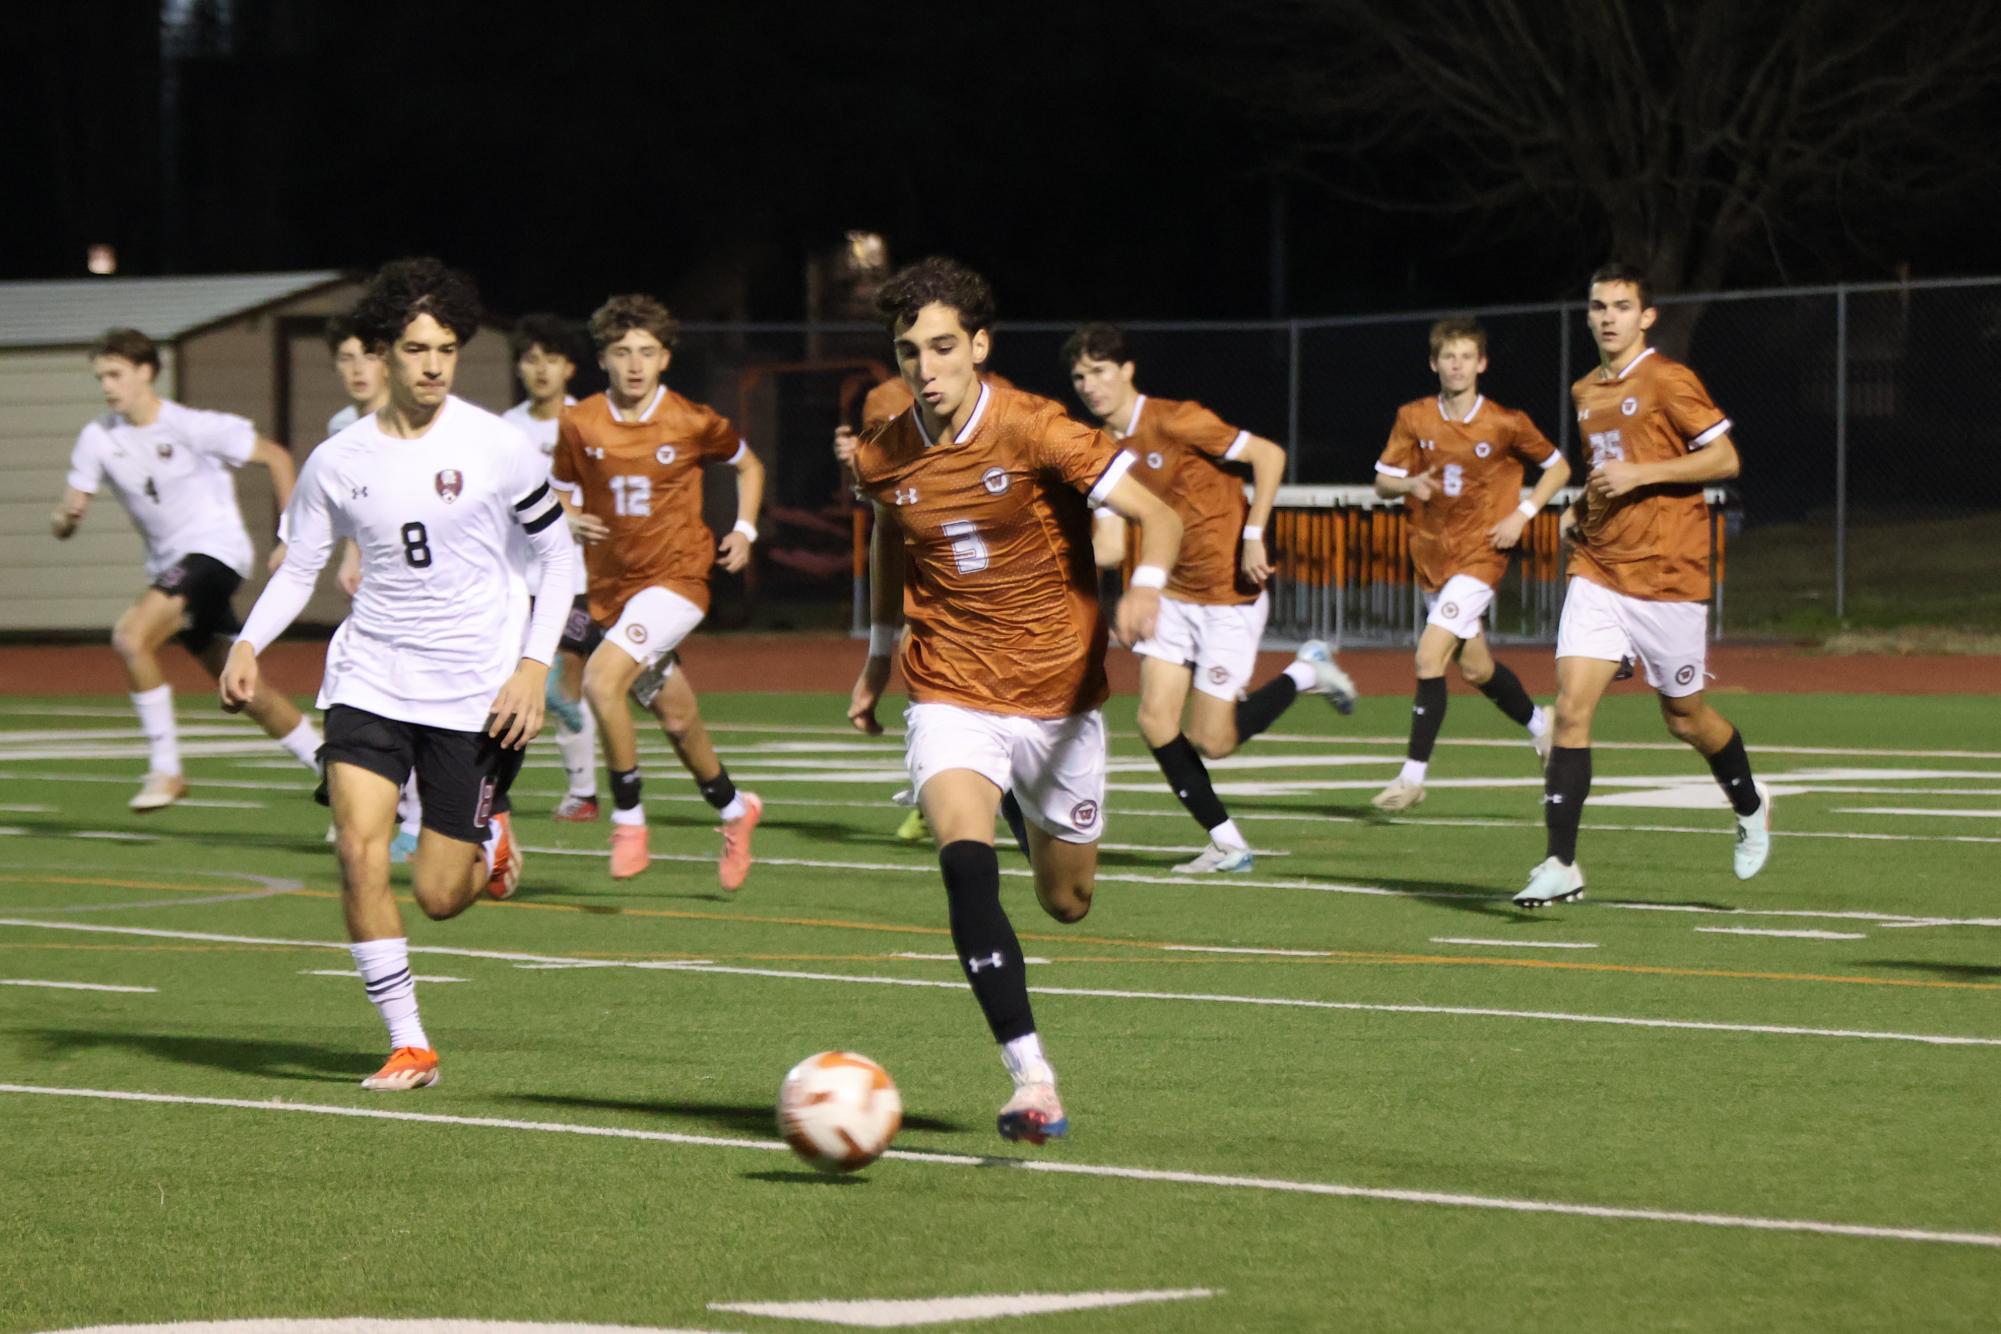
[670,277,2001,641]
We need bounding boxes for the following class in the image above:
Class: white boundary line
[1696,928,1868,942]
[1431,937,1600,950]
[2,1083,1994,1249]
[0,978,156,993]
[0,918,1992,1049]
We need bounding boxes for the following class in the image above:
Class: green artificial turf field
[1,688,1997,1332]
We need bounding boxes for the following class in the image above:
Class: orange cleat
[610,822,650,879]
[718,791,762,892]
[552,794,600,822]
[360,1046,439,1091]
[484,811,521,900]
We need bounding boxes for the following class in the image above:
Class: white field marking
[30,1321,741,1334]
[6,1084,1998,1250]
[0,803,53,813]
[301,969,468,983]
[0,978,156,993]
[709,1289,1216,1326]
[0,827,24,836]
[1696,928,1869,942]
[0,769,286,792]
[0,724,270,744]
[174,798,267,810]
[1430,937,1600,950]
[1098,841,1289,856]
[72,831,157,842]
[888,951,1053,965]
[0,741,309,764]
[4,917,1993,1048]
[1836,807,2001,819]
[513,960,715,970]
[1162,944,1333,958]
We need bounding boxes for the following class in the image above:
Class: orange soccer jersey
[1569,348,1732,602]
[860,371,1015,431]
[550,387,747,623]
[1118,395,1259,606]
[852,382,1130,719]
[1375,395,1559,592]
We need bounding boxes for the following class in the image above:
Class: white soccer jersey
[502,397,585,598]
[240,395,575,732]
[65,399,259,578]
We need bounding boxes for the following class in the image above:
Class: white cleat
[1294,640,1357,715]
[128,771,187,812]
[1733,781,1772,880]
[1514,856,1585,908]
[1531,724,1553,771]
[1370,776,1426,812]
[1172,841,1255,874]
[997,1081,1068,1145]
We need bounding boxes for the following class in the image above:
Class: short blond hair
[1428,317,1486,359]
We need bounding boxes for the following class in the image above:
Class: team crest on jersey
[1208,666,1229,686]
[1621,397,1639,416]
[155,441,174,459]
[435,469,464,503]
[1474,441,1491,457]
[1674,664,1697,686]
[628,625,649,644]
[1071,799,1100,828]
[655,445,678,465]
[1441,602,1460,620]
[981,467,1009,495]
[1146,451,1164,470]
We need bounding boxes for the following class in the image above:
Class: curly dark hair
[875,257,995,336]
[90,327,160,372]
[1061,322,1129,370]
[509,312,580,363]
[587,294,678,352]
[1589,261,1653,309]
[351,257,483,350]
[323,313,360,353]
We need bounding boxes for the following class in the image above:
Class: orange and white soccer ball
[777,1050,903,1172]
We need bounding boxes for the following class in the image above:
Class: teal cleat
[544,669,584,732]
[389,829,418,865]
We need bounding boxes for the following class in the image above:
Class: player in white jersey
[222,258,575,1092]
[324,314,387,599]
[51,327,324,812]
[500,314,602,821]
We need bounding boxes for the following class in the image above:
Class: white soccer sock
[481,817,502,873]
[1001,1032,1053,1087]
[1283,660,1318,691]
[611,805,646,827]
[557,706,598,798]
[1399,759,1429,785]
[1527,705,1551,738]
[350,937,429,1051]
[1209,818,1248,849]
[277,718,322,770]
[717,794,748,822]
[397,774,422,838]
[130,684,179,776]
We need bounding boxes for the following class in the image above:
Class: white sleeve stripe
[1537,452,1563,469]
[1223,430,1251,461]
[1689,418,1732,448]
[1375,462,1409,478]
[727,440,748,465]
[1088,450,1139,508]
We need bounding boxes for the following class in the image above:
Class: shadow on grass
[25,1028,364,1083]
[1854,960,2001,981]
[508,1091,967,1137]
[742,1169,869,1185]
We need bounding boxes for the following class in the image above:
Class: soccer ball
[777,1050,903,1173]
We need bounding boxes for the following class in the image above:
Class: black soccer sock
[1543,746,1592,865]
[998,788,1032,859]
[696,766,737,811]
[938,840,1034,1044]
[608,767,642,812]
[1150,734,1231,833]
[1407,676,1449,763]
[1705,728,1761,816]
[1475,661,1537,728]
[1234,673,1300,744]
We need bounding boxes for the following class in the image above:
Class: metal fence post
[1834,286,1848,621]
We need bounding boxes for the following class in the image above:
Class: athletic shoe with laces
[1532,724,1554,771]
[129,771,187,812]
[1733,781,1772,881]
[718,791,763,892]
[484,811,521,900]
[360,1046,439,1091]
[610,822,650,879]
[552,794,600,823]
[543,669,584,732]
[389,829,418,864]
[895,808,930,842]
[1294,640,1358,715]
[1513,855,1585,907]
[997,1081,1068,1145]
[1172,841,1255,873]
[1371,775,1426,812]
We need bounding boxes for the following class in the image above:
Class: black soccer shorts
[558,594,604,656]
[316,704,525,844]
[151,553,243,653]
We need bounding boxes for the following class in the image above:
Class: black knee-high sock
[1150,734,1230,833]
[1408,676,1449,762]
[1476,661,1537,728]
[939,840,1033,1043]
[696,766,736,810]
[1543,746,1592,864]
[609,767,642,811]
[1235,673,1299,743]
[1705,728,1761,816]
[998,789,1032,859]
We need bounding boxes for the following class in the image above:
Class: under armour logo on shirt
[1543,793,1564,805]
[894,487,919,505]
[351,485,368,499]
[966,952,1004,973]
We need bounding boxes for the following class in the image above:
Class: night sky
[7,1,1999,322]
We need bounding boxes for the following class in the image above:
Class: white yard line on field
[1696,928,1868,942]
[1429,937,1600,950]
[0,978,155,993]
[1835,807,2001,819]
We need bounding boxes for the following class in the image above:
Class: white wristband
[732,518,758,543]
[1516,501,1539,519]
[868,623,899,657]
[1129,565,1168,590]
[1241,524,1264,541]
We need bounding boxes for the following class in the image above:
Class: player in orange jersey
[1517,264,1769,907]
[1369,317,1571,812]
[551,294,767,888]
[847,259,1185,1145]
[1067,323,1356,873]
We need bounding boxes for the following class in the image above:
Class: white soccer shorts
[904,702,1108,844]
[1556,575,1710,698]
[604,586,705,668]
[1130,590,1270,700]
[1423,573,1496,641]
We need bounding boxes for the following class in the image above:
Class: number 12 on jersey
[610,475,652,516]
